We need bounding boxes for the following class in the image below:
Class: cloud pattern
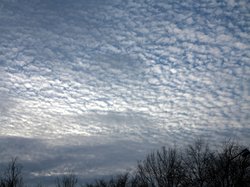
[0,0,249,184]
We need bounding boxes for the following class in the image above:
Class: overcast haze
[0,0,249,185]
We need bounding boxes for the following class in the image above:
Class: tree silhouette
[136,146,184,187]
[0,158,23,187]
[0,140,249,187]
[182,139,214,187]
[85,173,129,187]
[207,141,250,187]
[56,174,78,187]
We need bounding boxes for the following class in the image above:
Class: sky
[0,0,250,185]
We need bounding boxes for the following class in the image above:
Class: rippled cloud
[0,0,249,184]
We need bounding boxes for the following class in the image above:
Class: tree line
[1,140,249,187]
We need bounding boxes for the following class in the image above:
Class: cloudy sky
[0,0,249,185]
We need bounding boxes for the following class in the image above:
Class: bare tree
[0,157,23,187]
[1,140,249,187]
[134,139,249,187]
[182,139,215,187]
[56,174,78,187]
[207,141,250,187]
[136,146,184,187]
[84,173,129,187]
[109,173,129,187]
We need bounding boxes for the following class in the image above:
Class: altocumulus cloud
[0,0,249,185]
